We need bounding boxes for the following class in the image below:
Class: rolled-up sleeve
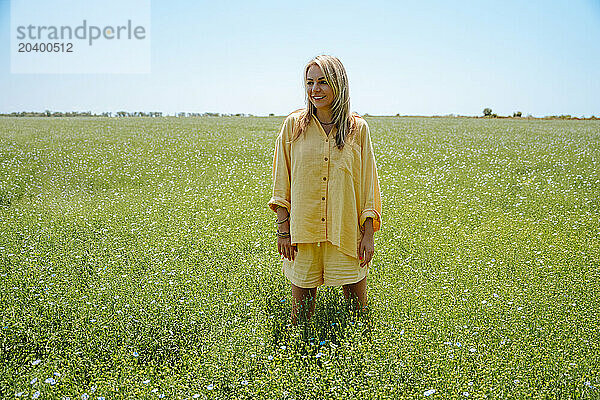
[359,121,382,232]
[268,117,293,213]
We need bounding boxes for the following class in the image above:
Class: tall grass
[1,116,598,399]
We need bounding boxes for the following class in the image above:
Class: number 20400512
[18,42,73,52]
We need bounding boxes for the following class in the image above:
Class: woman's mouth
[312,95,325,100]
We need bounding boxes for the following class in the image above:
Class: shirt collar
[312,116,337,140]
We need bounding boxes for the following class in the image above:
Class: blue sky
[1,0,599,116]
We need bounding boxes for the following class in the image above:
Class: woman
[268,55,382,325]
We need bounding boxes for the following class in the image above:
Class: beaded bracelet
[275,215,289,224]
[276,228,290,238]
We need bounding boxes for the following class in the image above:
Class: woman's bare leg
[291,283,317,325]
[342,276,367,311]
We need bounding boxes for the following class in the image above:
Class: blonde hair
[291,55,358,150]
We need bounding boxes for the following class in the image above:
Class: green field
[1,116,599,399]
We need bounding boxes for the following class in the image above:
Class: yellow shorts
[281,240,369,289]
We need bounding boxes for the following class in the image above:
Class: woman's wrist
[276,206,289,217]
[362,217,374,236]
[278,222,290,232]
[276,206,290,236]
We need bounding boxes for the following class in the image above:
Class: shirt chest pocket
[335,142,361,181]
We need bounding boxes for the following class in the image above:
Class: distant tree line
[1,110,596,120]
[115,111,163,117]
[0,110,166,117]
[0,110,102,117]
[481,108,597,120]
[0,111,255,118]
[176,112,251,117]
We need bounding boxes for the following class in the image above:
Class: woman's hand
[358,218,375,267]
[358,232,374,267]
[278,236,297,261]
[275,205,296,261]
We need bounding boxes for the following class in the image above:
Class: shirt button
[322,196,325,200]
[321,218,325,221]
[325,139,328,142]
[323,177,327,181]
[324,157,328,161]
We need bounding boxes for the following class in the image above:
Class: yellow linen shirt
[268,110,382,259]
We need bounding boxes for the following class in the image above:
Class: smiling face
[306,63,335,113]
